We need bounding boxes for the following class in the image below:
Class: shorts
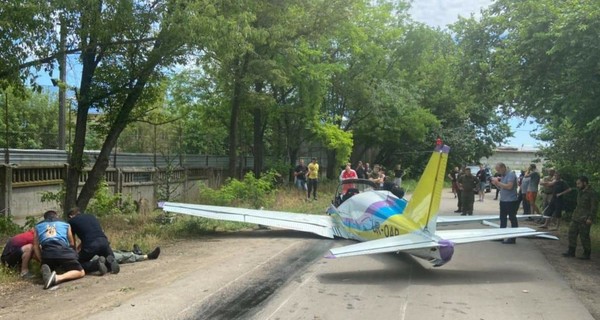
[479,181,486,191]
[526,192,538,203]
[1,242,22,268]
[42,258,83,272]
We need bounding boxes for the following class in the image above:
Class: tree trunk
[64,37,99,214]
[252,82,265,178]
[326,149,337,179]
[228,55,249,179]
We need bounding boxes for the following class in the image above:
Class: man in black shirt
[68,207,119,274]
[294,159,308,192]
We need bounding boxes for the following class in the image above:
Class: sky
[408,0,543,149]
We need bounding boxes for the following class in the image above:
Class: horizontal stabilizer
[163,202,335,239]
[436,227,552,244]
[481,220,559,240]
[328,232,438,258]
[437,215,542,225]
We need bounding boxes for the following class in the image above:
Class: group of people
[293,159,405,201]
[449,162,598,258]
[1,208,160,289]
[293,158,320,201]
[458,162,598,258]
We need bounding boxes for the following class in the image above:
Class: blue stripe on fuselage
[340,197,407,231]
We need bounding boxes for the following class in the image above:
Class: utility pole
[4,91,8,164]
[58,14,67,150]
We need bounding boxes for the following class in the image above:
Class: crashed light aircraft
[163,144,554,267]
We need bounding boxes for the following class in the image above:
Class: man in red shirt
[1,229,36,278]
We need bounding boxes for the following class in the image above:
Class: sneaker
[106,255,120,274]
[41,264,52,285]
[132,244,143,255]
[97,256,108,275]
[147,247,161,260]
[20,271,34,279]
[42,264,57,289]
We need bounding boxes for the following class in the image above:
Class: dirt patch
[529,224,600,320]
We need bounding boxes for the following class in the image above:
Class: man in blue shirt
[491,162,520,244]
[33,210,85,289]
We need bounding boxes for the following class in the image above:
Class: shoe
[539,225,548,229]
[578,255,591,260]
[20,271,34,279]
[133,244,143,255]
[106,255,120,274]
[97,256,108,275]
[502,239,516,244]
[454,210,462,213]
[42,264,57,289]
[147,247,161,260]
[562,251,575,258]
[41,264,52,287]
[460,213,467,216]
[493,197,497,200]
[468,213,473,216]
[314,197,318,201]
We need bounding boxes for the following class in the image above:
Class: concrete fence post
[0,164,12,217]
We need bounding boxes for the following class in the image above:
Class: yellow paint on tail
[402,145,449,232]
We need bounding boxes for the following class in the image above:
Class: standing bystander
[491,163,520,244]
[562,176,598,260]
[458,167,478,216]
[307,158,319,201]
[293,159,308,192]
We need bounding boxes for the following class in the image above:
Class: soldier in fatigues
[458,167,478,216]
[563,176,598,260]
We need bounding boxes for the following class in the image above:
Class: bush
[0,216,22,236]
[199,170,279,209]
[87,180,137,217]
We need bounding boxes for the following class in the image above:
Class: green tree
[452,0,600,180]
[0,87,58,149]
[1,0,229,213]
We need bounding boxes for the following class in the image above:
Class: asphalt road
[87,190,594,320]
[252,191,594,320]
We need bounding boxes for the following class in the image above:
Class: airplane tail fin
[402,144,450,233]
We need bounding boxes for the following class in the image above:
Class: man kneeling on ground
[33,210,85,289]
[68,207,119,275]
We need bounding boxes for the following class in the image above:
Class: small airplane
[162,144,554,267]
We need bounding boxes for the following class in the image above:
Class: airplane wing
[162,202,337,239]
[327,227,554,259]
[436,215,542,224]
[327,232,439,258]
[435,227,551,244]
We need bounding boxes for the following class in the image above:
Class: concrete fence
[0,164,228,219]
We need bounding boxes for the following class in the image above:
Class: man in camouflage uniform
[562,176,598,260]
[458,167,478,216]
